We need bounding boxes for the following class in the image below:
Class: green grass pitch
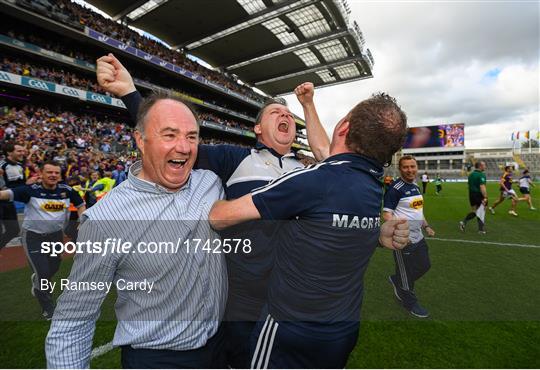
[1,182,539,368]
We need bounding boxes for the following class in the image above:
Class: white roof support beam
[184,0,317,50]
[274,74,372,96]
[111,0,149,21]
[225,28,348,70]
[253,55,362,85]
[124,0,170,22]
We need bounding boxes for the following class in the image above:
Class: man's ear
[337,119,350,137]
[254,124,262,135]
[134,131,144,156]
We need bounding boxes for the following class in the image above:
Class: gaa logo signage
[0,72,11,82]
[28,79,51,91]
[62,87,80,97]
[88,93,107,103]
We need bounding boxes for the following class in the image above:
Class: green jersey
[468,170,486,193]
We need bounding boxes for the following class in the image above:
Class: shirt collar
[128,160,192,194]
[254,140,298,159]
[323,152,384,179]
[399,177,416,185]
[6,158,22,166]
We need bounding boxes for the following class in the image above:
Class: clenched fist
[379,219,409,250]
[96,53,136,97]
[294,82,314,106]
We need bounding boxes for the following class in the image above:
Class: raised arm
[96,53,140,125]
[294,82,330,161]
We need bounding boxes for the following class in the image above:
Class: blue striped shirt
[46,161,227,368]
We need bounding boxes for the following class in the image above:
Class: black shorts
[469,192,483,207]
[520,187,530,195]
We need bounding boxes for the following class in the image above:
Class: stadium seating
[0,5,273,160]
[519,152,540,174]
[12,0,267,104]
[468,149,540,180]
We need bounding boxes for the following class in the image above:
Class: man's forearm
[209,195,261,230]
[480,185,488,199]
[303,101,330,161]
[121,90,142,127]
[90,184,105,192]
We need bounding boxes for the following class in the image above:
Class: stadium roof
[84,0,374,96]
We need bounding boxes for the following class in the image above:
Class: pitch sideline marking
[427,237,540,249]
[90,341,114,359]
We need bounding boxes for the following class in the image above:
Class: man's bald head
[135,92,199,138]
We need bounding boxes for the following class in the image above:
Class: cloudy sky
[283,1,539,149]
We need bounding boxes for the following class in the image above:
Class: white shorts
[503,189,517,199]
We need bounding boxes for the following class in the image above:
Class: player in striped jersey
[383,155,434,318]
[0,161,85,319]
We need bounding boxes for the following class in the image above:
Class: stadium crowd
[198,112,252,131]
[0,104,135,182]
[0,55,254,132]
[16,0,266,103]
[0,103,259,190]
[5,29,94,65]
[4,26,256,117]
[1,56,111,96]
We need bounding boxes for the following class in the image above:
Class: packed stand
[15,0,267,103]
[3,28,255,117]
[5,29,94,65]
[199,112,252,131]
[199,138,251,149]
[1,56,111,96]
[0,54,255,132]
[0,104,255,190]
[1,104,136,163]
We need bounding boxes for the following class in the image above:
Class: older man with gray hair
[46,92,227,368]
